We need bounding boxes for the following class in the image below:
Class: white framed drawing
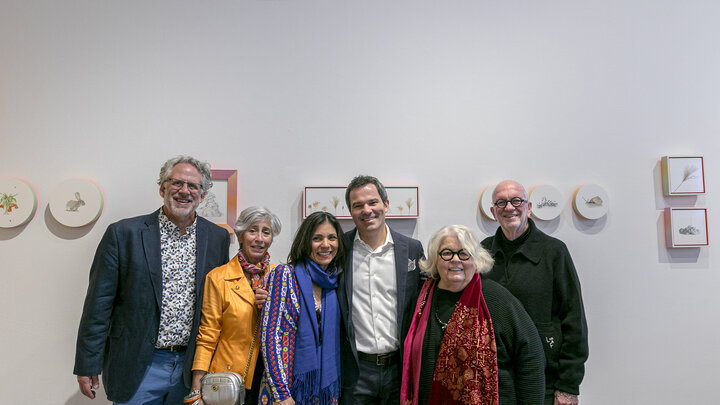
[385,187,419,218]
[304,186,419,219]
[664,207,709,248]
[572,184,608,220]
[529,184,563,221]
[48,178,104,227]
[478,185,497,221]
[197,169,237,234]
[0,177,38,228]
[305,187,348,218]
[661,156,705,196]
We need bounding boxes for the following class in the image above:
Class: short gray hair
[157,156,213,195]
[419,225,494,279]
[234,206,282,241]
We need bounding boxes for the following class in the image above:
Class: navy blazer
[73,209,230,402]
[337,227,424,390]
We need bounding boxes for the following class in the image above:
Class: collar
[488,218,541,264]
[158,208,197,234]
[355,224,394,252]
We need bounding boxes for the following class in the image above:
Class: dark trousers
[343,359,399,405]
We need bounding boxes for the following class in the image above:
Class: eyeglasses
[165,178,202,192]
[493,197,526,208]
[437,248,471,261]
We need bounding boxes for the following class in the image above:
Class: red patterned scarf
[401,273,498,405]
[237,250,270,291]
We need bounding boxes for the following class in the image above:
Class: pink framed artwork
[197,169,237,234]
[661,156,705,196]
[664,207,709,248]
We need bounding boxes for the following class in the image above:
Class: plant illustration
[674,164,699,192]
[331,196,340,214]
[0,192,19,214]
[397,206,404,214]
[405,198,414,214]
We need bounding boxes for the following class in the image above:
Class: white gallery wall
[1,1,717,403]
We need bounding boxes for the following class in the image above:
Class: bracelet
[184,390,202,404]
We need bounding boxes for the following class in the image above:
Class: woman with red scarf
[401,225,545,405]
[189,206,282,405]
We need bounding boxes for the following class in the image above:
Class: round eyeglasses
[493,197,526,208]
[437,248,471,261]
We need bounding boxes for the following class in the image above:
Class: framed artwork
[197,169,237,234]
[48,178,104,227]
[664,207,709,248]
[0,177,38,228]
[304,186,419,219]
[572,184,608,220]
[661,156,705,196]
[478,184,496,221]
[529,184,563,221]
[304,187,348,218]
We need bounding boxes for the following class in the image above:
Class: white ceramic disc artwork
[573,184,608,220]
[479,185,497,221]
[48,178,104,227]
[529,184,563,221]
[0,177,38,228]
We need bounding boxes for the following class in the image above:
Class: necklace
[434,309,449,331]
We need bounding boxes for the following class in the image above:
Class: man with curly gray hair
[74,156,230,404]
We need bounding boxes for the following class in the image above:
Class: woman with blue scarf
[259,211,347,405]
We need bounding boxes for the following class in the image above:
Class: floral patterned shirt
[156,210,197,347]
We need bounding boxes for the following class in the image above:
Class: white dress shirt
[351,225,399,354]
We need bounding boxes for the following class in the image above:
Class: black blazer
[337,227,424,390]
[73,209,230,402]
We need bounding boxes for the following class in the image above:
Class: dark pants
[343,359,399,405]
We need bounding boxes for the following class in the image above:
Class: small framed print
[664,207,709,248]
[304,186,419,219]
[197,169,237,234]
[662,156,705,196]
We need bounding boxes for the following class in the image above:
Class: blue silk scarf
[292,258,341,404]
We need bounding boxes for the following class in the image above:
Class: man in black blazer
[338,175,424,404]
[73,156,230,403]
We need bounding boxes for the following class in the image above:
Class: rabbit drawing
[66,192,85,211]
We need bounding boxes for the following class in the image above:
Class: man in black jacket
[483,180,589,405]
[337,175,424,404]
[73,156,230,403]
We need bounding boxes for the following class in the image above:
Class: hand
[254,287,268,308]
[77,375,99,399]
[554,391,578,405]
[278,399,295,405]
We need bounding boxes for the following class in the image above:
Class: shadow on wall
[45,206,98,240]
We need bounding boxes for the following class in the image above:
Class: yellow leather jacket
[192,256,274,388]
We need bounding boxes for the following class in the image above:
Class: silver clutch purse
[201,372,245,405]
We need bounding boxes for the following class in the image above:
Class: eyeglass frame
[437,248,472,261]
[164,178,203,193]
[493,197,527,208]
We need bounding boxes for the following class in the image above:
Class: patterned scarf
[292,258,341,405]
[401,273,498,405]
[237,249,270,291]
